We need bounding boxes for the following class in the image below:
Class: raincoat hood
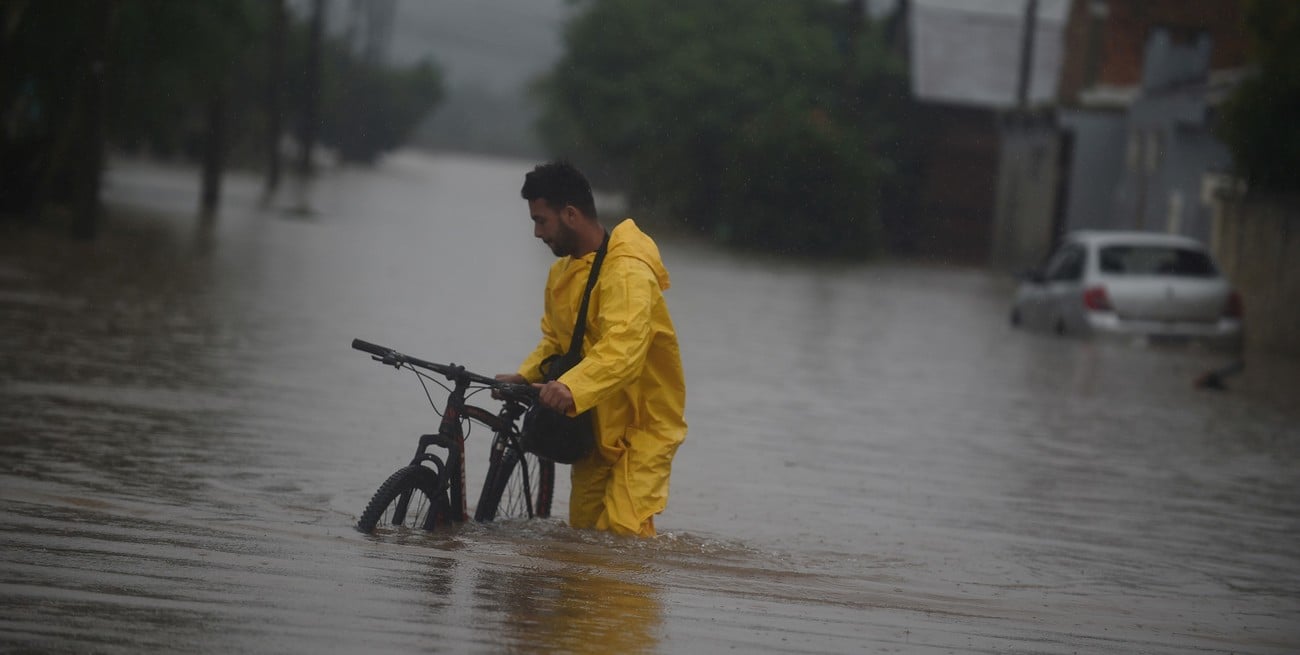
[605,219,670,291]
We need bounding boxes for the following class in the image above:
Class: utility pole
[1016,0,1039,111]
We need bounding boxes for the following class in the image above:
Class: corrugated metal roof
[910,0,1070,109]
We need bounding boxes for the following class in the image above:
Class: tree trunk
[263,0,286,199]
[841,0,866,116]
[298,0,325,180]
[71,0,114,240]
[200,87,226,217]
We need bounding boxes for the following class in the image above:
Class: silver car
[1010,231,1243,351]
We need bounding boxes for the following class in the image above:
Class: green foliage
[1218,0,1300,195]
[318,51,444,164]
[0,0,445,218]
[535,0,908,257]
[109,0,265,157]
[0,0,113,209]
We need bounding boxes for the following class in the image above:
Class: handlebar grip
[495,383,538,400]
[351,338,391,357]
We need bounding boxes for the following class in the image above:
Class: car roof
[1064,230,1208,250]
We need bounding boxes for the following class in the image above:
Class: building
[997,0,1247,271]
[898,0,1070,263]
[895,0,1247,269]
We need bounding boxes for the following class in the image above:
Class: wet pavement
[2,152,1298,653]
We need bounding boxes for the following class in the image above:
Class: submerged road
[2,152,1297,653]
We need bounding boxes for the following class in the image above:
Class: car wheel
[1053,318,1067,336]
[1009,308,1022,327]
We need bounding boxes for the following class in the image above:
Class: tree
[297,0,325,179]
[110,1,263,157]
[1,0,444,232]
[0,0,267,226]
[264,0,287,199]
[72,0,113,238]
[282,5,445,167]
[115,1,265,216]
[1218,0,1300,196]
[535,0,909,257]
[0,0,119,231]
[320,54,444,164]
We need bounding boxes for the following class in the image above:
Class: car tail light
[1223,291,1244,319]
[1083,286,1112,311]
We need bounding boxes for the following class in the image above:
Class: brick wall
[1058,0,1247,103]
[1105,0,1246,85]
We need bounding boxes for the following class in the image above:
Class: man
[497,161,687,537]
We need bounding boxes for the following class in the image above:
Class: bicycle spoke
[358,465,445,534]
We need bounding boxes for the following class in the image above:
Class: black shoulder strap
[568,230,610,356]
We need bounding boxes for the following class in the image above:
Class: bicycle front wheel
[474,439,554,522]
[357,465,451,534]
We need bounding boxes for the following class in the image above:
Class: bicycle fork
[394,383,470,527]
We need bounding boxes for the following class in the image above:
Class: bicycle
[350,338,555,534]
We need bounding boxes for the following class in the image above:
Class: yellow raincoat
[518,219,687,537]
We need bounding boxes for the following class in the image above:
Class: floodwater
[2,152,1298,654]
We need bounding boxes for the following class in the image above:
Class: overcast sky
[299,0,908,156]
[325,0,570,95]
[373,0,899,95]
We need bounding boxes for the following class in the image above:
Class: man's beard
[549,222,580,257]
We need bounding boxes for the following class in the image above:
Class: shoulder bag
[520,231,609,464]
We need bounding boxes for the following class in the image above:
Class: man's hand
[493,373,527,399]
[533,380,575,414]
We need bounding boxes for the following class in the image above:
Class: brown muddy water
[2,153,1298,654]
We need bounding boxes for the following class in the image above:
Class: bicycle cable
[409,364,450,418]
[404,363,513,442]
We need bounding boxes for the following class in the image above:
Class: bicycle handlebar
[351,338,532,395]
[351,338,390,358]
[493,382,539,402]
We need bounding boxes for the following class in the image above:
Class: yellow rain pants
[518,219,687,537]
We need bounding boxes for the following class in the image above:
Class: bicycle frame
[352,338,543,529]
[406,376,471,525]
[402,377,531,525]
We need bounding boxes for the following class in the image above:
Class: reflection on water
[1,152,1298,653]
[476,541,662,655]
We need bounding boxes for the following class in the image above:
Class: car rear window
[1098,245,1218,277]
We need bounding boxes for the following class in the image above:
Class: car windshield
[1098,245,1218,277]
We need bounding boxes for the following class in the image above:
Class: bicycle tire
[474,441,554,522]
[357,465,451,534]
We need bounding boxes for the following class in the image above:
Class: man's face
[529,198,580,257]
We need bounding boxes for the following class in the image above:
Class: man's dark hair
[521,161,598,219]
